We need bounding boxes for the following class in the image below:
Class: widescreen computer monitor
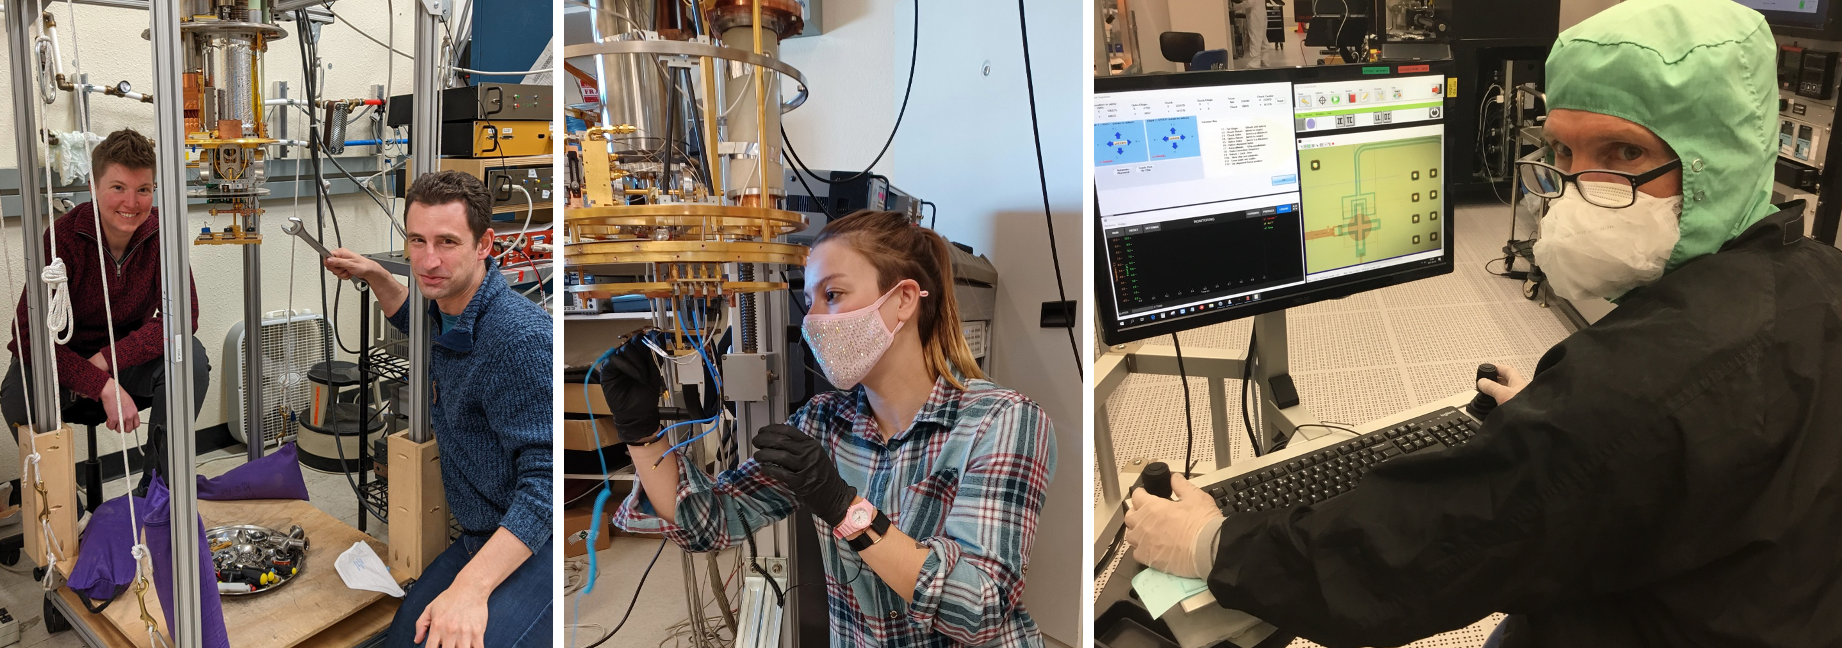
[1733,0,1842,38]
[1094,62,1456,345]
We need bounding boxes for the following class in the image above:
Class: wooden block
[387,432,449,578]
[563,416,617,452]
[18,423,78,575]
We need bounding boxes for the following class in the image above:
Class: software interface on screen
[1096,74,1448,330]
[1735,0,1820,14]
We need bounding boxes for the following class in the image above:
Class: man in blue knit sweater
[323,170,553,648]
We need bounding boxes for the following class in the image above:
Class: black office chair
[1160,32,1206,68]
[64,395,154,514]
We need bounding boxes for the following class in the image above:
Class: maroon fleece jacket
[6,203,199,399]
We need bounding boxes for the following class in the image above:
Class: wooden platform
[60,498,407,648]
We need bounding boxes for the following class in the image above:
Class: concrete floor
[0,443,386,647]
[1097,199,1576,648]
[568,534,1077,648]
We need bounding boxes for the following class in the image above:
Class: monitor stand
[1093,309,1323,561]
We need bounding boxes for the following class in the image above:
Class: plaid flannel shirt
[615,376,1057,647]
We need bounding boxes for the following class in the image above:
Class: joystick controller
[1142,462,1173,499]
[1468,363,1502,419]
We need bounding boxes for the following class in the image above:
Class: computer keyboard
[1202,406,1483,514]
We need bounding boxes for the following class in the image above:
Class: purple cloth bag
[142,477,230,648]
[197,442,310,501]
[66,494,140,604]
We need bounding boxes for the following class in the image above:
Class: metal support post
[7,2,64,430]
[1250,311,1293,450]
[358,286,372,532]
[151,0,203,644]
[244,244,264,459]
[406,0,443,443]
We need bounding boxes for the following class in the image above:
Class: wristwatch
[834,500,891,552]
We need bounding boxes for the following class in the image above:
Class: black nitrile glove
[597,331,666,445]
[752,424,857,528]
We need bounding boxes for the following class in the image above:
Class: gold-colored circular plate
[566,281,788,299]
[567,240,808,266]
[186,138,277,147]
[566,204,807,238]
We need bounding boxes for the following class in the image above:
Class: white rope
[63,8,163,644]
[41,260,71,344]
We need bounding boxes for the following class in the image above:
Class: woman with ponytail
[603,211,1057,646]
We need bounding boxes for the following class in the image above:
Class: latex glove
[1478,363,1529,405]
[1125,477,1225,579]
[753,424,858,528]
[97,379,140,433]
[596,331,666,445]
[413,585,488,648]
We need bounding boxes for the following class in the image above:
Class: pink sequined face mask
[801,281,927,390]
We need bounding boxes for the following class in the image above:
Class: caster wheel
[0,546,17,567]
[31,566,44,582]
[1522,279,1540,300]
[44,595,69,633]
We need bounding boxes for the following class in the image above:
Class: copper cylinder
[707,0,805,39]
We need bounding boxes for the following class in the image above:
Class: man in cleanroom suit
[1123,0,1842,646]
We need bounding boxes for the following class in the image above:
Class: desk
[1094,391,1476,647]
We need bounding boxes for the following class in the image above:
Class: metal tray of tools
[207,524,309,596]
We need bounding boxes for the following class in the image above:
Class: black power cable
[1016,0,1083,380]
[1243,330,1261,456]
[581,538,668,648]
[785,0,920,186]
[1172,334,1196,478]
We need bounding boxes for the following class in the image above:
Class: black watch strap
[846,509,892,552]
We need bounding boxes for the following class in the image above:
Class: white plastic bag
[49,130,103,185]
[334,541,405,597]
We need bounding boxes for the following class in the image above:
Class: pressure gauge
[116,80,133,94]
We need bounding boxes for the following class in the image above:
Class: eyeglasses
[1515,158,1682,209]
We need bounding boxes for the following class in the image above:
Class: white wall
[781,0,1086,643]
[1561,0,1624,31]
[0,3,416,479]
[1130,0,1183,74]
[1168,0,1232,55]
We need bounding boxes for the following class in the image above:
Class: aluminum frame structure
[150,0,205,642]
[406,0,442,444]
[0,0,443,642]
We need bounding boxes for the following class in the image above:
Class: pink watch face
[837,501,876,537]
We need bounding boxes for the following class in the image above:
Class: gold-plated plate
[566,240,808,266]
[567,281,788,299]
[565,204,807,238]
[179,20,289,40]
[186,137,278,146]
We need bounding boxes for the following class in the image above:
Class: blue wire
[653,299,726,464]
[579,347,619,595]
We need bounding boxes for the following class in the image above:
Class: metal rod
[151,0,203,643]
[358,285,371,532]
[7,2,63,430]
[406,0,443,443]
[244,242,264,460]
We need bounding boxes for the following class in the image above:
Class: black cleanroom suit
[1206,206,1842,647]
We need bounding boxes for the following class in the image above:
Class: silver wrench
[283,217,369,291]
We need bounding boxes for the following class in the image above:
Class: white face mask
[1533,181,1683,302]
[801,282,928,390]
